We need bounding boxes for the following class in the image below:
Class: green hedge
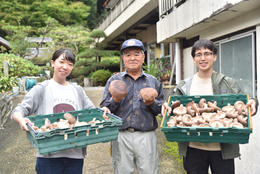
[92,69,111,86]
[0,53,41,77]
[0,76,19,93]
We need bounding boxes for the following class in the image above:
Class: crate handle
[247,94,253,130]
[96,108,122,121]
[160,96,171,128]
[26,123,38,135]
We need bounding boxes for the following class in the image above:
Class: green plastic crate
[160,94,252,144]
[26,108,122,155]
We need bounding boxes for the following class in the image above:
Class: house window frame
[214,30,256,97]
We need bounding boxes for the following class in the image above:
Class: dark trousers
[184,147,234,174]
[36,157,84,174]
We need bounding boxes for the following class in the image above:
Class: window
[148,43,156,65]
[214,32,256,97]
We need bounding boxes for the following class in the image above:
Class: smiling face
[122,47,145,74]
[51,54,74,84]
[193,47,217,74]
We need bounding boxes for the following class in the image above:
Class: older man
[100,39,164,174]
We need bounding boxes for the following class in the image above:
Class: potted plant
[159,57,171,84]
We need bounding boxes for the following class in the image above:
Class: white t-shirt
[38,79,84,159]
[188,73,221,151]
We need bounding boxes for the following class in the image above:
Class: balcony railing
[96,0,135,31]
[159,0,186,19]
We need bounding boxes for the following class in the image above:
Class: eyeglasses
[194,52,214,58]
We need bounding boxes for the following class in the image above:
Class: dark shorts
[36,157,84,174]
[184,147,234,174]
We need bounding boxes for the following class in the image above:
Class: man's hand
[109,80,127,103]
[143,99,154,106]
[112,95,125,103]
[140,88,158,106]
[244,99,257,116]
[161,103,172,117]
[101,107,111,119]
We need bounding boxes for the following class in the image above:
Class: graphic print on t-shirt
[53,98,76,113]
[53,103,75,113]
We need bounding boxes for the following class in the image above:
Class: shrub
[0,76,19,93]
[0,53,41,77]
[41,66,54,77]
[71,56,120,78]
[92,69,111,86]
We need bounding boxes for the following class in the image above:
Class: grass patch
[157,115,184,168]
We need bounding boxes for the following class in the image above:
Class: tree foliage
[78,29,110,61]
[48,25,90,59]
[0,17,58,58]
[0,0,91,32]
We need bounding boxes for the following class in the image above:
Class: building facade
[97,0,260,172]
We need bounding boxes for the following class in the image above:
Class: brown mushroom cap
[234,101,246,115]
[140,88,158,102]
[108,80,128,99]
[32,126,39,132]
[234,101,245,110]
[198,107,214,113]
[171,100,181,109]
[64,113,76,124]
[185,101,199,109]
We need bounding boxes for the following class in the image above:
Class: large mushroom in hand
[140,87,158,105]
[108,80,128,103]
[64,113,76,124]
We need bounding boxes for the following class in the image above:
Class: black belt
[120,128,152,132]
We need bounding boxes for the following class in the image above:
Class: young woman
[11,48,109,174]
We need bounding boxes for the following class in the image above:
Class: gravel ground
[0,88,185,174]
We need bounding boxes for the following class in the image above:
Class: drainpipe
[175,39,181,84]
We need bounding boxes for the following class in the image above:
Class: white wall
[157,0,245,43]
[183,47,196,79]
[234,24,260,174]
[200,7,260,39]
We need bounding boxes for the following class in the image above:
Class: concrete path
[0,87,184,174]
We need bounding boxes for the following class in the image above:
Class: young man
[11,48,110,174]
[100,39,164,174]
[162,38,258,174]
